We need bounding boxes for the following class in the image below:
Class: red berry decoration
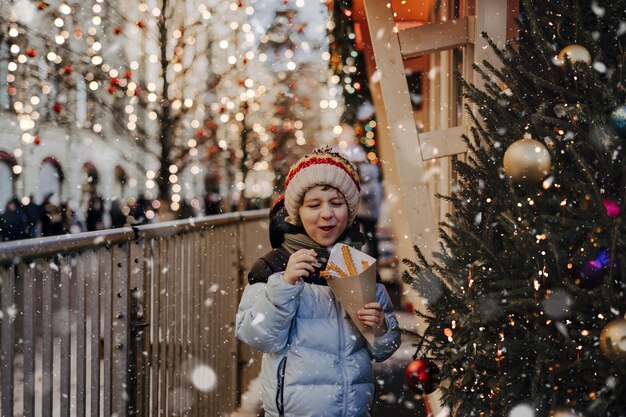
[405,358,440,394]
[63,65,73,75]
[33,136,41,145]
[53,103,63,113]
[26,48,37,58]
[113,26,123,35]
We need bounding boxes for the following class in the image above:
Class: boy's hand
[358,302,387,336]
[284,249,318,285]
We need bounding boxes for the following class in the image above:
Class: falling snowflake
[191,364,217,392]
[251,312,266,326]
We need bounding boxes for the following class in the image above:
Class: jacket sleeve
[368,283,401,362]
[236,272,303,353]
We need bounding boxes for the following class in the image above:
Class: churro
[326,262,348,277]
[342,245,358,276]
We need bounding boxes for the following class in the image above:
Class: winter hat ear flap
[284,147,361,226]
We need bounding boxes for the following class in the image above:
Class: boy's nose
[320,205,333,218]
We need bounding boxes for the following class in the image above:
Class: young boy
[236,148,400,417]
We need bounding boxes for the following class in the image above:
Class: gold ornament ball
[550,408,584,417]
[557,44,592,65]
[599,318,626,363]
[503,135,551,184]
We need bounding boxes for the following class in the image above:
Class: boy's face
[299,185,349,247]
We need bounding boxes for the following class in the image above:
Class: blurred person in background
[0,198,29,241]
[340,143,383,259]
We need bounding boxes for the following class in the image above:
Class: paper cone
[327,259,377,345]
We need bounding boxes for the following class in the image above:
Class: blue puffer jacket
[236,247,401,417]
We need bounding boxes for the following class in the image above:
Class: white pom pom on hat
[284,147,361,226]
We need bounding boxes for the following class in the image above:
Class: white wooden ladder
[361,0,515,413]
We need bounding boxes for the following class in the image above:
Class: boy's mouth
[319,225,335,232]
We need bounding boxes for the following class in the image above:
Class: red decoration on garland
[53,103,63,113]
[207,145,219,156]
[114,26,123,35]
[405,358,440,394]
[26,49,37,58]
[136,21,145,29]
[108,85,116,94]
[63,65,73,75]
[33,136,41,145]
[37,1,49,10]
[111,77,120,86]
[124,70,132,79]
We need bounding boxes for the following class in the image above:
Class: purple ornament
[603,198,621,218]
[576,249,611,288]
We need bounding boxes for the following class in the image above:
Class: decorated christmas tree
[404,1,626,415]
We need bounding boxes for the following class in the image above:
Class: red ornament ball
[33,136,41,145]
[52,103,63,113]
[405,358,440,394]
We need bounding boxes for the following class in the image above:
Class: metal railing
[0,210,269,417]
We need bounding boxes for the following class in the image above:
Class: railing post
[128,238,148,416]
[235,214,246,407]
[1,265,15,417]
[111,242,131,417]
